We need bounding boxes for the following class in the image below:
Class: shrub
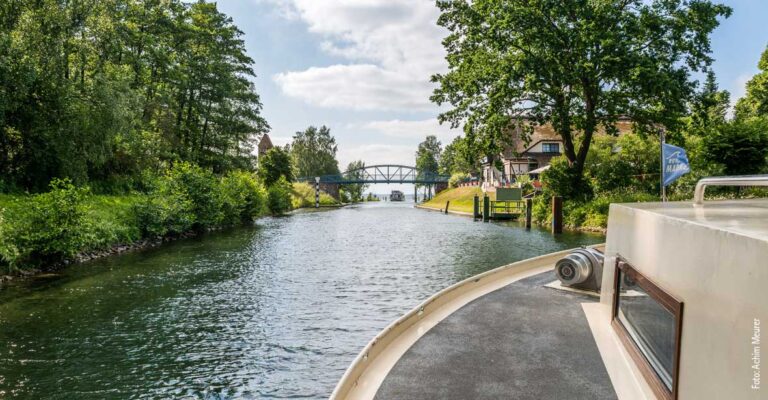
[290,182,337,208]
[220,171,266,225]
[449,172,469,188]
[133,192,195,237]
[541,156,593,201]
[3,179,91,267]
[268,177,293,215]
[164,162,222,228]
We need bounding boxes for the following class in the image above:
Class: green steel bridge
[297,164,450,185]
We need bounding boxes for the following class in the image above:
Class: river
[0,201,602,399]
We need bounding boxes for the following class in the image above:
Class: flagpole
[660,128,666,202]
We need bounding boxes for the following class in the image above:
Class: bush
[134,191,195,237]
[290,182,337,208]
[134,162,224,235]
[268,177,293,215]
[166,162,223,228]
[220,171,266,225]
[541,156,593,201]
[449,172,469,188]
[2,179,91,268]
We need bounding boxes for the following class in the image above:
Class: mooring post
[525,198,532,230]
[552,196,563,234]
[482,195,490,222]
[414,186,418,203]
[473,195,479,220]
[445,201,450,214]
[314,177,320,208]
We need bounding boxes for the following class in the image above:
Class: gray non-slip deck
[374,272,617,400]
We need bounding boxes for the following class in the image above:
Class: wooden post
[482,195,490,222]
[525,198,532,230]
[473,195,479,220]
[444,201,450,214]
[552,196,563,234]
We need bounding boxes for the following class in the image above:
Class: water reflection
[0,201,602,399]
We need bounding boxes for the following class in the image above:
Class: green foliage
[449,172,470,188]
[702,117,768,176]
[290,182,337,208]
[365,193,379,202]
[220,171,266,225]
[541,157,593,201]
[267,177,293,215]
[1,179,90,268]
[440,136,476,175]
[735,46,768,119]
[432,0,730,190]
[342,160,368,202]
[416,135,442,177]
[290,126,340,178]
[258,147,293,187]
[166,162,223,228]
[0,0,267,191]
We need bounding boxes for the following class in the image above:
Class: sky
[216,0,768,176]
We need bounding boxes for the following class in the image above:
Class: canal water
[0,201,602,399]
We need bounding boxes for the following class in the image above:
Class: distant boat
[390,190,404,201]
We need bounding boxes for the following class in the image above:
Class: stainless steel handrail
[693,175,768,205]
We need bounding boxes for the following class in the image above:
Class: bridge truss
[298,164,450,185]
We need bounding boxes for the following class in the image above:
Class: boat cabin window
[612,258,683,400]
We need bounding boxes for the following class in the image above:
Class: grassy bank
[0,167,341,276]
[422,186,486,214]
[421,186,638,231]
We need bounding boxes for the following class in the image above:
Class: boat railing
[693,175,768,205]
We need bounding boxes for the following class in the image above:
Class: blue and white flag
[662,143,691,187]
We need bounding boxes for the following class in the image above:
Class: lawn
[422,186,492,214]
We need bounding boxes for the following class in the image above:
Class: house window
[612,257,683,400]
[542,142,560,153]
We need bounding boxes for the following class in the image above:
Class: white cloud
[361,118,460,144]
[337,143,416,168]
[269,1,448,111]
[274,65,434,111]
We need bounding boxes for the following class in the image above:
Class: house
[482,119,633,188]
[258,133,273,158]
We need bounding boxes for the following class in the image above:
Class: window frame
[541,142,560,153]
[611,256,684,400]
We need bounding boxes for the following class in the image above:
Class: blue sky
[217,0,768,172]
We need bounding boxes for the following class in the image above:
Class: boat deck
[374,271,617,400]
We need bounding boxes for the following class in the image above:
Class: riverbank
[0,175,340,279]
[421,186,486,214]
[420,186,612,233]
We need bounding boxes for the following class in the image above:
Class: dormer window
[542,142,560,153]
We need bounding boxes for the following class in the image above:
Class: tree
[439,136,475,175]
[432,0,731,197]
[342,160,368,202]
[735,45,768,119]
[0,0,268,191]
[416,135,442,173]
[290,125,340,178]
[703,118,768,176]
[257,147,292,187]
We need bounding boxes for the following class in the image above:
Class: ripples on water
[0,202,602,399]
